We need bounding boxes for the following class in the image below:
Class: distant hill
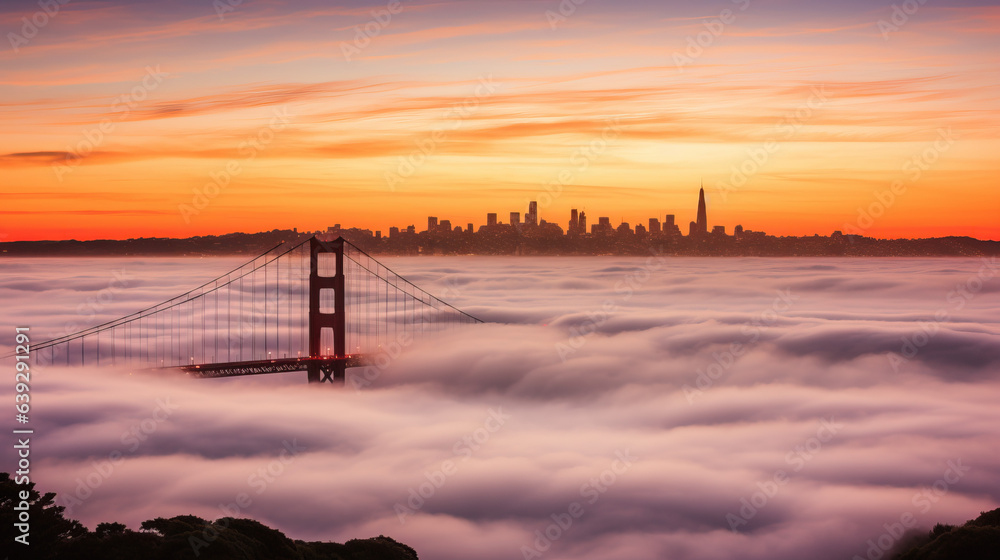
[1,228,999,257]
[1,472,418,560]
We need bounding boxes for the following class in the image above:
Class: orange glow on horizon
[1,1,997,243]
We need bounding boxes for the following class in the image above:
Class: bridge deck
[180,355,371,378]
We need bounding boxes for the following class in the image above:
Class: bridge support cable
[20,239,313,371]
[11,237,483,385]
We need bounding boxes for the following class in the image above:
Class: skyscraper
[510,212,520,226]
[696,186,708,235]
[487,213,498,227]
[428,216,438,232]
[570,209,579,233]
[526,201,538,226]
[598,217,611,234]
[578,211,586,233]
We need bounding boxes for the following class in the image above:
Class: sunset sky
[1,0,998,241]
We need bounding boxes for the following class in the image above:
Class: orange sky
[1,0,998,241]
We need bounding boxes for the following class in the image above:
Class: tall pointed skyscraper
[696,183,707,235]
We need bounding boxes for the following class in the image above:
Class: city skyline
[418,187,738,239]
[274,185,975,243]
[6,183,989,245]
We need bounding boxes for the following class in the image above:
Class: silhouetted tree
[0,472,418,560]
[0,472,87,559]
[894,508,1000,560]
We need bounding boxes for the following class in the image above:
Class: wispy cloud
[1,256,998,560]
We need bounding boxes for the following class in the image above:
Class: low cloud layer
[1,255,998,560]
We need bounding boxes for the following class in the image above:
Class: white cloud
[1,255,998,560]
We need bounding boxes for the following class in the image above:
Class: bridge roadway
[179,355,371,379]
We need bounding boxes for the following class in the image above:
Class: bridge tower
[308,237,346,383]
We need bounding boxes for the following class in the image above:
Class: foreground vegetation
[1,473,417,560]
[5,470,997,559]
[892,507,1000,559]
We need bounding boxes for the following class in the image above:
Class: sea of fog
[1,255,999,560]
